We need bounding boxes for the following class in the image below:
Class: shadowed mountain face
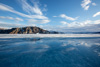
[0,27,52,34]
[0,28,6,30]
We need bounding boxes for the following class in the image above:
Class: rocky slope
[0,26,55,34]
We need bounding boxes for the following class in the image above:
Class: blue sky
[0,0,100,32]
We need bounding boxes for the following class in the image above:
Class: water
[0,37,100,67]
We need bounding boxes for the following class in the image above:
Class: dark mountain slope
[0,26,52,34]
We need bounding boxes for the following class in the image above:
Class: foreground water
[0,37,100,67]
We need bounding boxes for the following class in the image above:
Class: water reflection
[0,38,100,67]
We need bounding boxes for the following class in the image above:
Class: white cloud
[92,3,96,6]
[0,21,26,28]
[84,5,90,10]
[0,3,46,19]
[0,3,14,12]
[0,3,50,24]
[60,14,78,21]
[93,12,100,17]
[0,21,37,28]
[28,19,50,24]
[60,20,100,27]
[81,0,91,10]
[19,0,42,15]
[15,17,24,21]
[94,20,100,24]
[35,21,100,32]
[0,16,23,21]
[60,21,68,25]
[81,0,96,10]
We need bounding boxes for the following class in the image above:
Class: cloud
[19,0,42,15]
[60,20,100,27]
[60,21,68,25]
[15,17,24,21]
[0,3,50,24]
[0,21,26,28]
[0,3,14,12]
[0,3,48,19]
[94,20,100,24]
[92,3,96,6]
[37,21,100,32]
[60,14,78,21]
[0,21,37,28]
[59,24,100,32]
[81,0,91,10]
[93,12,100,17]
[0,16,23,21]
[81,0,96,10]
[28,19,50,24]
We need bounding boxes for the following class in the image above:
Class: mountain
[64,32,100,34]
[0,26,58,34]
[0,28,6,30]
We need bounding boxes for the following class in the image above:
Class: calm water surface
[0,37,100,67]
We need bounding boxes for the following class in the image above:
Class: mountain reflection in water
[0,37,100,67]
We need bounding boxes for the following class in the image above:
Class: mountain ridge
[0,26,58,34]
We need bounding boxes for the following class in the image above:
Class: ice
[0,34,100,38]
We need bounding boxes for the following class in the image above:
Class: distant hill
[0,26,59,34]
[64,32,100,34]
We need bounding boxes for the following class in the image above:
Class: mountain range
[0,26,100,34]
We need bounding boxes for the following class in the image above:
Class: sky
[0,0,100,32]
